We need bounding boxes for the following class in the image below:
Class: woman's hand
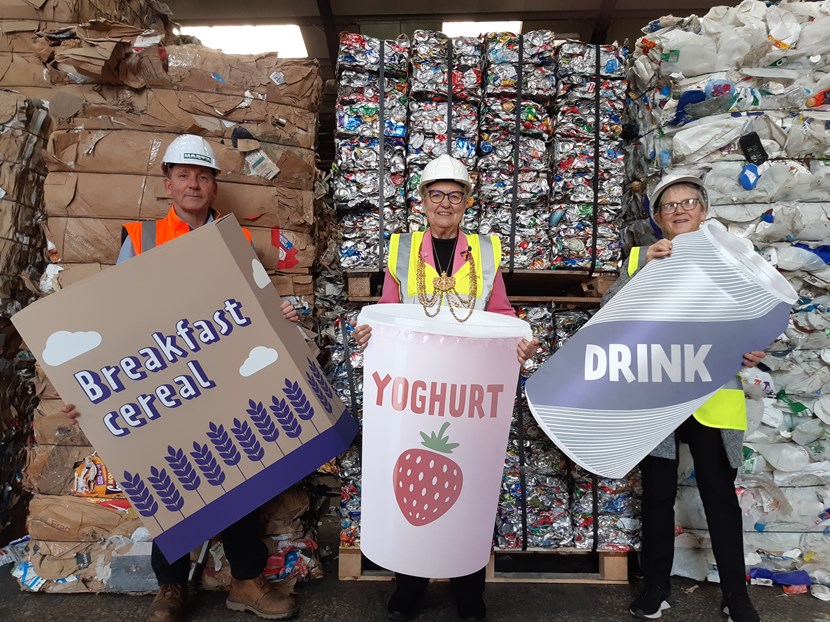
[646,239,672,262]
[742,350,765,368]
[351,320,372,351]
[517,338,540,365]
[61,403,80,425]
[280,300,299,322]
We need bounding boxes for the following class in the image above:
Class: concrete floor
[1,526,827,622]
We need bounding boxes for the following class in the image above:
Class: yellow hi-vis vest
[627,246,746,431]
[388,231,500,309]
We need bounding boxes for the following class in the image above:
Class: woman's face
[653,184,707,240]
[423,181,467,238]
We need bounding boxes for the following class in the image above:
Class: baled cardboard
[42,215,316,271]
[0,0,156,26]
[33,398,90,445]
[22,538,156,593]
[24,444,93,495]
[27,494,141,541]
[45,129,316,190]
[43,171,315,228]
[42,82,318,150]
[13,216,356,562]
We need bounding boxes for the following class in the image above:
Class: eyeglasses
[657,197,702,214]
[426,189,465,205]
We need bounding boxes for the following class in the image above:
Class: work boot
[721,592,761,622]
[387,589,421,621]
[146,583,186,622]
[226,574,298,620]
[629,584,675,619]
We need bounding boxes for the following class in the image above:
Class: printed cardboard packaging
[13,216,356,561]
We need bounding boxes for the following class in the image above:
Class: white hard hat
[417,154,473,198]
[647,174,707,215]
[161,134,220,175]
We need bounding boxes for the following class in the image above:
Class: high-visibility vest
[122,206,252,255]
[388,231,500,309]
[627,245,747,430]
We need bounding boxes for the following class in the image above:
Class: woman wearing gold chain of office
[352,154,538,621]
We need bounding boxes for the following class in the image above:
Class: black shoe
[457,597,486,621]
[629,585,674,619]
[721,593,760,622]
[387,591,420,622]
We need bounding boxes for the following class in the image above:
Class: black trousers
[151,508,268,585]
[640,417,747,596]
[393,567,486,607]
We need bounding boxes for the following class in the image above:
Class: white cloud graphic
[42,330,102,366]
[240,346,278,377]
[252,259,271,289]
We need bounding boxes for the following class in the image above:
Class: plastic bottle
[753,443,811,472]
[806,88,830,108]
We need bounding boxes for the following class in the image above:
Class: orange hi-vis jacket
[122,206,252,254]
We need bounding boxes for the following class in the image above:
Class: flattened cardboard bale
[33,398,89,445]
[0,199,39,239]
[0,50,51,88]
[22,538,156,593]
[162,47,323,113]
[45,128,316,190]
[41,215,122,263]
[270,274,313,297]
[23,444,93,495]
[260,486,309,536]
[46,86,318,149]
[0,160,45,208]
[27,494,140,541]
[35,362,60,400]
[44,171,315,228]
[250,226,315,273]
[2,0,161,28]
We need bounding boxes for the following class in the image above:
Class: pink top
[378,229,515,317]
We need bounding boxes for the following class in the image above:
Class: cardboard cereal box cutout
[13,216,357,562]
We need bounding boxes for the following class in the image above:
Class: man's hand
[646,239,672,262]
[281,300,299,322]
[517,338,540,365]
[742,350,765,368]
[61,403,80,425]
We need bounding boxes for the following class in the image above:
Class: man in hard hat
[605,174,763,622]
[64,134,299,622]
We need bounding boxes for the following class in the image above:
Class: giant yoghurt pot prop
[526,224,798,479]
[358,303,531,577]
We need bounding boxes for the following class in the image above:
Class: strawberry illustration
[393,422,463,526]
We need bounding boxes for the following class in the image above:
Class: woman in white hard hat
[352,154,538,621]
[605,174,763,622]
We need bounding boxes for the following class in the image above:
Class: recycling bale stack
[333,33,409,271]
[0,91,50,551]
[41,30,322,297]
[11,21,326,592]
[551,42,627,270]
[406,30,482,232]
[0,0,172,100]
[477,31,555,269]
[329,29,638,579]
[626,0,830,591]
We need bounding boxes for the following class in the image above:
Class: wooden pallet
[338,546,629,585]
[344,269,618,306]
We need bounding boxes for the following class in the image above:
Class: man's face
[164,164,218,215]
[423,181,467,235]
[653,184,707,240]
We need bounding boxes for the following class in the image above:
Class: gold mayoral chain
[416,237,478,323]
